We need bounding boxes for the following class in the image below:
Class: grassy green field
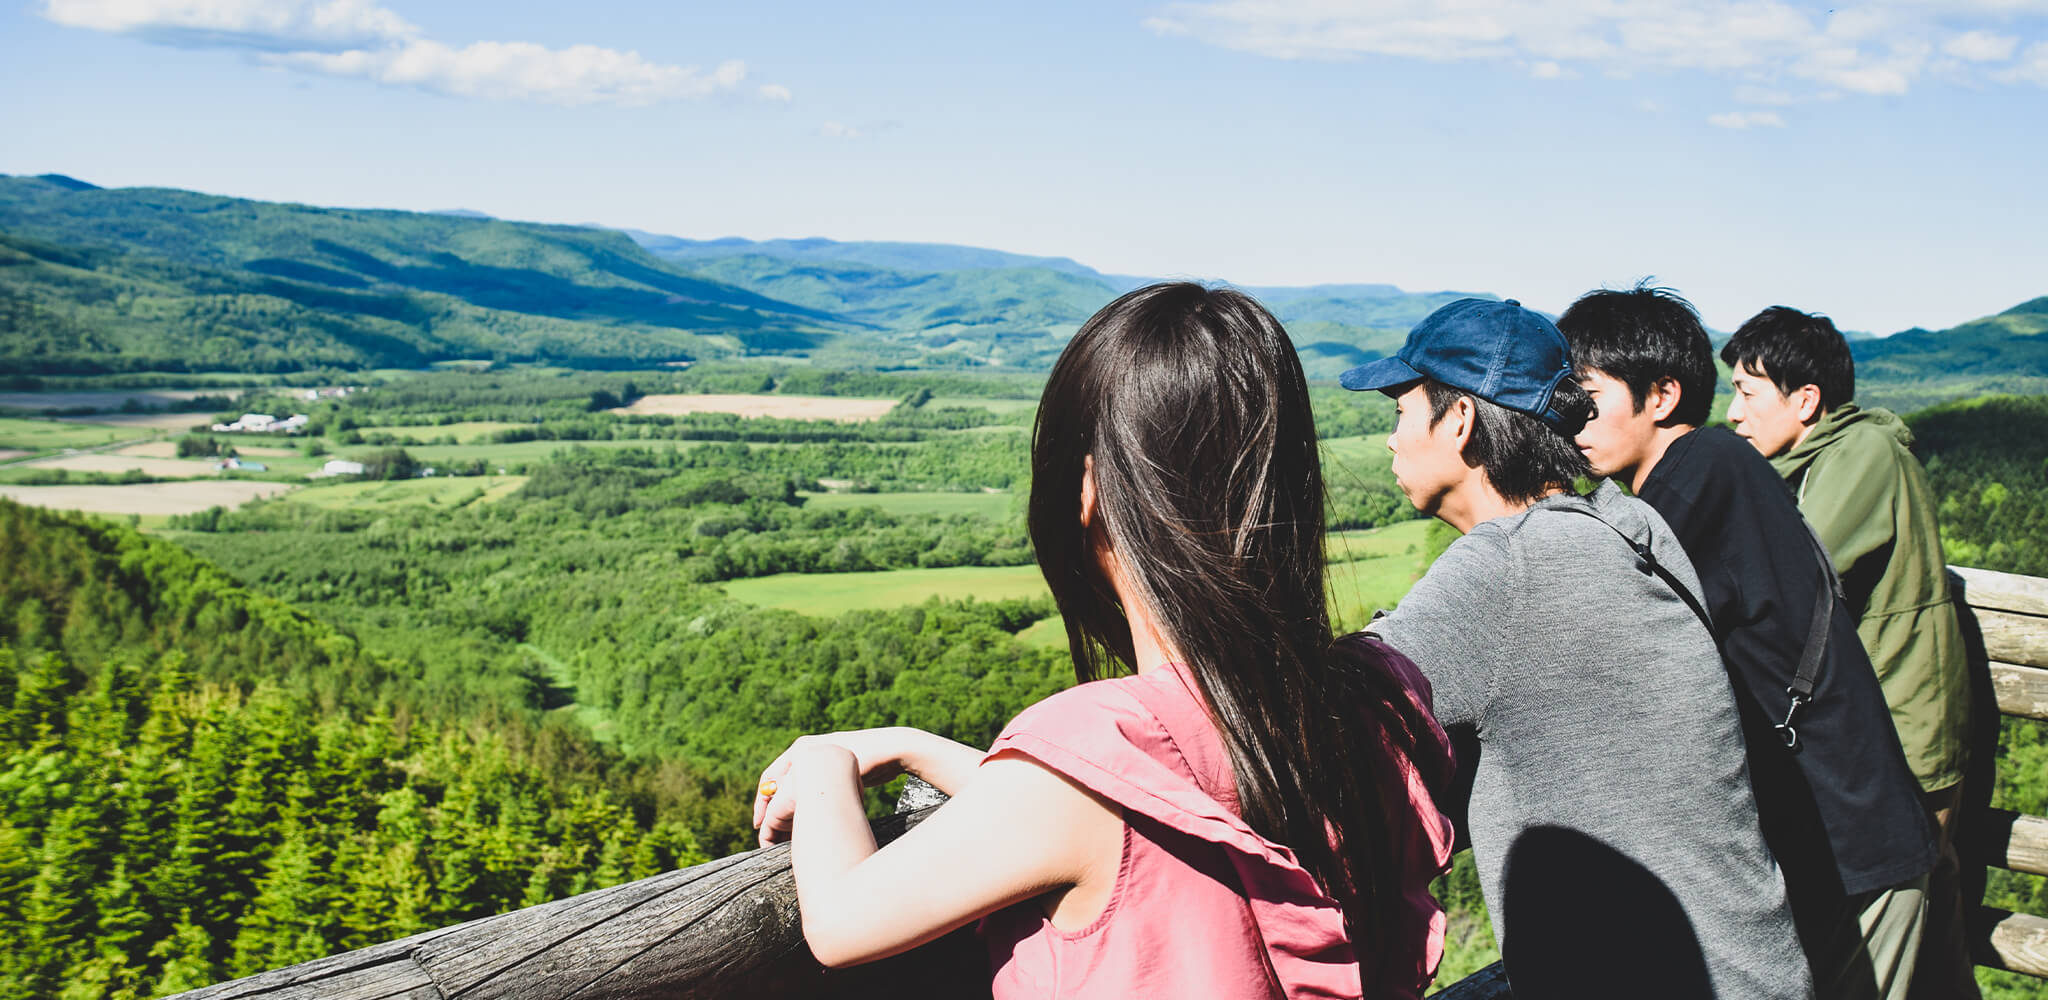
[285,475,529,510]
[1320,435,1396,481]
[389,438,688,466]
[358,422,528,444]
[1326,518,1434,630]
[723,519,1435,636]
[721,564,1050,616]
[1016,616,1067,648]
[0,417,136,452]
[798,491,1018,519]
[927,396,1038,415]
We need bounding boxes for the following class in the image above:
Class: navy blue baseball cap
[1338,297,1575,427]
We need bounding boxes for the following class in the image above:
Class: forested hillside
[1852,299,2048,411]
[0,175,836,374]
[0,501,707,999]
[2,175,1493,377]
[1911,394,2048,577]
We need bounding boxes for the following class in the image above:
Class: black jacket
[1638,427,1934,897]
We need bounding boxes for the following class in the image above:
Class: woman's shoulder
[992,667,1208,771]
[998,672,1153,736]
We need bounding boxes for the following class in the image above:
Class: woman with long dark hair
[753,283,1456,998]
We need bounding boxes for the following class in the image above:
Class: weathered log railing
[1953,566,2048,981]
[171,567,2048,999]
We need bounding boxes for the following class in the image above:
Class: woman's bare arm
[767,745,1123,968]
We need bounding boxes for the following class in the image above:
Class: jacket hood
[1771,402,1912,479]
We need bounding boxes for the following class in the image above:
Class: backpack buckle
[1774,690,1810,752]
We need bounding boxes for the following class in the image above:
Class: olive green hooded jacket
[1771,403,1969,792]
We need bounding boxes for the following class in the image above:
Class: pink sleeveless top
[979,641,1456,1000]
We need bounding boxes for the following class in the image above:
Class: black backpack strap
[1549,505,1716,638]
[1554,499,1842,754]
[1776,519,1845,751]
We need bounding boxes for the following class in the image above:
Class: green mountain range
[0,176,1484,375]
[0,175,838,374]
[3,174,2043,387]
[624,233,1486,374]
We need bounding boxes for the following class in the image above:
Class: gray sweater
[1372,483,1811,1000]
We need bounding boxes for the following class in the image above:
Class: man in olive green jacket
[1721,306,1976,1000]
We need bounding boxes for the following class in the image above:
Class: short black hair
[1719,306,1855,411]
[1424,377,1593,505]
[1556,284,1716,427]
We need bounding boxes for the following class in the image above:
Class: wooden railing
[1952,566,2048,981]
[169,567,2048,1000]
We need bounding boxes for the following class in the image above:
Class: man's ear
[1080,454,1097,528]
[1792,384,1824,424]
[1449,395,1477,451]
[1647,376,1685,424]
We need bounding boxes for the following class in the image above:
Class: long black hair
[1029,282,1446,960]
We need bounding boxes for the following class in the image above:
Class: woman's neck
[1101,547,1183,675]
[1125,599,1182,675]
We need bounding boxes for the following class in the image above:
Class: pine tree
[146,911,221,996]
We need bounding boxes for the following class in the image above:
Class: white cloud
[43,0,412,50]
[2000,40,2048,82]
[818,121,860,139]
[1531,60,1574,79]
[1147,0,2048,103]
[42,0,780,106]
[1945,29,2020,60]
[1708,110,1788,128]
[271,44,750,105]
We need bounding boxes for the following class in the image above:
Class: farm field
[395,438,689,466]
[13,454,219,479]
[927,396,1037,415]
[1015,616,1066,648]
[611,393,897,421]
[979,521,1435,649]
[285,476,529,510]
[58,411,217,433]
[1321,435,1397,479]
[798,490,1016,519]
[0,480,294,515]
[721,564,1050,616]
[115,441,300,459]
[0,388,240,411]
[361,422,527,444]
[0,416,135,451]
[1328,517,1430,563]
[721,519,1435,629]
[1326,518,1435,630]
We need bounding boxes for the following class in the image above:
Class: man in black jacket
[1557,285,1936,1000]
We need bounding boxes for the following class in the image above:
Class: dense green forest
[0,502,708,998]
[1909,394,2048,577]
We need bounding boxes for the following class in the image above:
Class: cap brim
[1338,356,1423,393]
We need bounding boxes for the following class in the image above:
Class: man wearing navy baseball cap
[1354,298,1811,1000]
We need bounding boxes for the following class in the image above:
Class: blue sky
[3,0,2045,334]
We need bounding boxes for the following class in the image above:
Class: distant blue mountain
[34,174,99,192]
[620,229,1504,373]
[622,231,1113,284]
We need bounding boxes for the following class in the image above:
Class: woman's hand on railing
[753,728,984,842]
